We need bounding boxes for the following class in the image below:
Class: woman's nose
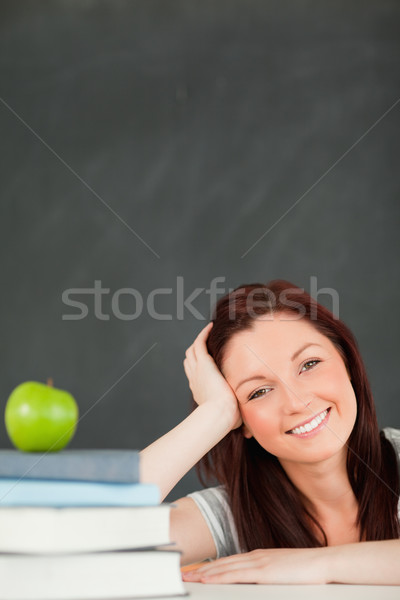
[280,382,312,414]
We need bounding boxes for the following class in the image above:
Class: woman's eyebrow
[235,375,267,392]
[234,343,323,392]
[291,342,323,362]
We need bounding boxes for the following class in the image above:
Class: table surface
[178,582,400,599]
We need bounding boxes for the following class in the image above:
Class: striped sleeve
[187,486,241,558]
[382,427,400,522]
[383,427,400,474]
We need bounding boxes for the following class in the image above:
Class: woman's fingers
[194,321,214,343]
[184,322,213,364]
[183,550,276,582]
[183,554,247,581]
[184,562,261,584]
[184,344,195,364]
[191,321,214,359]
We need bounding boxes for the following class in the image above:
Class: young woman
[140,279,400,585]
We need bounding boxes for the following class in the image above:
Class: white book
[0,505,171,553]
[0,551,186,600]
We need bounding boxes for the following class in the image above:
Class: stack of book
[0,449,186,600]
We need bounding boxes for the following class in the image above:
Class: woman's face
[221,312,357,467]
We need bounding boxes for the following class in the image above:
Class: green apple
[5,379,79,452]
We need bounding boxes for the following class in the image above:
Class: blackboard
[0,0,399,501]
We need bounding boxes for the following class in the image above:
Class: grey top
[187,427,400,559]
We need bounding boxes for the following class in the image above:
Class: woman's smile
[286,407,331,438]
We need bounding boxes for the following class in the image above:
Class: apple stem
[47,378,54,387]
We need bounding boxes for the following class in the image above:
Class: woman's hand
[183,540,400,586]
[183,322,242,431]
[182,547,328,585]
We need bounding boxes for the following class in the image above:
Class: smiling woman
[140,280,400,585]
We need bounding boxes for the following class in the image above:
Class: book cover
[0,505,172,553]
[0,550,186,600]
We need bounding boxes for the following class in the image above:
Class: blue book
[0,479,160,507]
[0,449,140,483]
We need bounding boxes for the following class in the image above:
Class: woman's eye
[247,360,321,400]
[301,359,320,372]
[248,387,271,401]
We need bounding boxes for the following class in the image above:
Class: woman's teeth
[289,408,329,435]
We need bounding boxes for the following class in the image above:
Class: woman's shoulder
[382,427,400,454]
[382,427,400,444]
[187,485,230,515]
[187,485,241,558]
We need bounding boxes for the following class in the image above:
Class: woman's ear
[242,423,253,439]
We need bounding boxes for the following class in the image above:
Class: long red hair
[197,279,399,549]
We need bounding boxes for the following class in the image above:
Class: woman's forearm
[325,539,400,585]
[183,540,400,585]
[140,402,234,501]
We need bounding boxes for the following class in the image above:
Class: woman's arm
[140,401,236,501]
[140,322,242,565]
[140,322,241,502]
[183,540,400,585]
[326,539,400,585]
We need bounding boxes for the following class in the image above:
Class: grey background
[0,1,399,501]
